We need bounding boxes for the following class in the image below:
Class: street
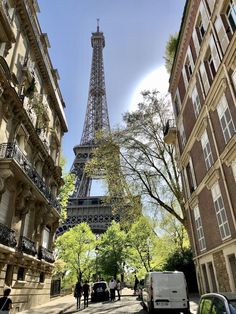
[64,295,199,314]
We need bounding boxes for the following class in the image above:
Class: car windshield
[93,282,107,289]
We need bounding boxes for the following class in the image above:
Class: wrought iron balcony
[18,235,37,256]
[38,246,55,263]
[0,222,17,248]
[0,143,60,212]
[163,119,177,145]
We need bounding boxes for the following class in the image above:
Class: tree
[163,247,198,292]
[56,223,96,282]
[97,221,128,279]
[127,216,157,272]
[58,156,75,221]
[87,91,188,235]
[164,33,179,73]
[85,132,142,231]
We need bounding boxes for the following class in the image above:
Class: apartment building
[0,0,67,311]
[166,0,236,293]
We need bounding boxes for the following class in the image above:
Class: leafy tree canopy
[164,33,179,73]
[56,223,96,282]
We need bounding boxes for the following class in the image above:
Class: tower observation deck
[57,23,119,235]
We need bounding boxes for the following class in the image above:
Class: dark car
[197,292,236,314]
[91,281,110,302]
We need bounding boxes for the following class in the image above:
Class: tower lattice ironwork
[57,23,119,235]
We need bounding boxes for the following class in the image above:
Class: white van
[142,271,191,313]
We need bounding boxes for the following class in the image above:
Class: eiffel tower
[57,22,119,235]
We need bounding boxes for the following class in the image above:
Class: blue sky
[37,0,185,171]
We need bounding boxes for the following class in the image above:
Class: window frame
[217,94,235,143]
[211,182,231,240]
[194,206,206,251]
[201,130,214,170]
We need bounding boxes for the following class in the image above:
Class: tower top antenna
[97,18,100,32]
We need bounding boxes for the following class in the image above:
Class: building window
[206,0,215,13]
[199,63,210,95]
[228,254,236,290]
[194,206,206,251]
[232,161,236,182]
[211,182,231,240]
[206,52,216,82]
[192,86,201,118]
[5,265,13,287]
[17,267,25,281]
[209,34,220,72]
[226,0,236,34]
[186,157,197,193]
[39,272,45,283]
[232,70,236,91]
[217,94,235,143]
[174,95,180,116]
[179,121,186,148]
[201,130,214,170]
[207,262,217,291]
[202,264,210,292]
[214,16,230,55]
[42,227,50,249]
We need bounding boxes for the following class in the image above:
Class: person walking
[134,275,139,295]
[74,281,83,309]
[0,287,13,313]
[109,277,117,301]
[82,281,90,308]
[116,280,121,301]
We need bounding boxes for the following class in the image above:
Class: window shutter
[23,212,30,237]
[200,62,210,95]
[42,228,50,249]
[232,70,236,90]
[188,46,195,71]
[182,67,188,91]
[189,157,197,189]
[206,0,215,13]
[209,34,220,71]
[214,15,229,54]
[192,29,200,55]
[0,189,11,224]
[200,2,209,31]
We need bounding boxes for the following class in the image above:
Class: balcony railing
[0,143,60,212]
[18,235,37,256]
[38,246,55,263]
[0,222,17,248]
[23,0,66,124]
[163,119,177,144]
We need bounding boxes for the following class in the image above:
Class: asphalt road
[64,295,199,314]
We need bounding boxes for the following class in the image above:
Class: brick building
[0,0,67,311]
[166,0,236,293]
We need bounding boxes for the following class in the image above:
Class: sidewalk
[18,288,134,314]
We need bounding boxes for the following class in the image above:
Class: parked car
[142,271,191,313]
[197,292,236,313]
[91,281,110,302]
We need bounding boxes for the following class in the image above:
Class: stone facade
[166,0,236,294]
[0,0,67,312]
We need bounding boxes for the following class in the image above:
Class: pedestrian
[82,280,90,308]
[0,286,13,313]
[134,275,139,295]
[109,277,117,301]
[116,280,121,301]
[74,281,83,309]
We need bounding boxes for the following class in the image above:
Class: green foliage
[164,33,179,73]
[58,156,75,221]
[97,221,128,279]
[127,216,156,272]
[162,247,198,292]
[56,223,96,282]
[85,132,142,230]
